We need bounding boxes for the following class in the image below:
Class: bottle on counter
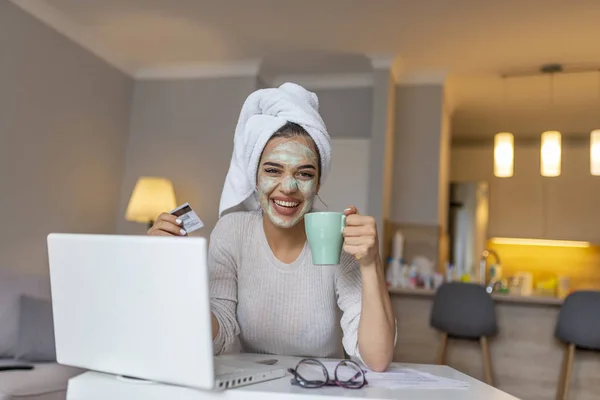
[491,264,503,280]
[408,264,418,288]
[392,230,404,262]
[445,262,456,282]
[385,257,394,287]
[395,259,406,287]
[387,230,407,288]
[400,263,410,288]
[385,256,405,288]
[433,272,445,289]
[485,264,503,293]
[557,276,570,299]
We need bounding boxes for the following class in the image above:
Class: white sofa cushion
[15,296,56,362]
[0,271,51,358]
[0,363,83,400]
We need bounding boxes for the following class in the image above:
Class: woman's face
[257,135,319,228]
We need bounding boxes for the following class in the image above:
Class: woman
[148,83,395,372]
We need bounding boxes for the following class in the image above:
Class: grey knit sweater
[208,210,363,359]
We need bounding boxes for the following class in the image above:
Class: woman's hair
[268,122,322,184]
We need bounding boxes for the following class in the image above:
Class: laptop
[47,233,285,390]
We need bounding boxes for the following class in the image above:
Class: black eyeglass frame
[287,358,368,389]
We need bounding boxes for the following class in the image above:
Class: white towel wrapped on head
[218,82,331,217]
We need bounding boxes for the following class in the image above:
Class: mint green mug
[304,212,346,265]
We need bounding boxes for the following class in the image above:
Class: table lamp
[125,177,177,230]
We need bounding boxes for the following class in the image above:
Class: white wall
[0,1,133,275]
[117,77,259,236]
[391,84,447,226]
[313,88,372,138]
[317,139,370,214]
[314,88,373,213]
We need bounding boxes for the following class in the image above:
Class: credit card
[169,202,204,233]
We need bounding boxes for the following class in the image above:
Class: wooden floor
[391,292,600,400]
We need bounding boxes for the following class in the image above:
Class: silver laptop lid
[47,233,215,389]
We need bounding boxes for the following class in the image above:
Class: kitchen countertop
[388,286,564,306]
[389,286,595,400]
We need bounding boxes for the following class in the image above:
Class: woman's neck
[262,215,307,263]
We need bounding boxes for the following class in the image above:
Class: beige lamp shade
[125,177,177,224]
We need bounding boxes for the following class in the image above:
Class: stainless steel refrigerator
[447,181,489,282]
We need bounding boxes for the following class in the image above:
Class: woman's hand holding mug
[342,205,380,268]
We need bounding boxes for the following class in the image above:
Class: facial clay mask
[257,139,318,228]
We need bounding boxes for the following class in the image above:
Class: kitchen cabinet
[485,145,546,240]
[545,176,600,243]
[543,146,600,243]
[451,144,600,244]
[487,174,545,239]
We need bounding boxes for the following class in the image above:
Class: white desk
[66,354,521,400]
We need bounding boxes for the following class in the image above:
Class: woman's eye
[265,168,280,174]
[298,171,315,179]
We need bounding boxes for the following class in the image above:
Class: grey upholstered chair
[430,282,498,385]
[554,290,600,400]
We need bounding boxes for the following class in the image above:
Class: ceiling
[11,0,600,75]
[10,0,600,138]
[448,71,600,139]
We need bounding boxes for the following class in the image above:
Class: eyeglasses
[287,358,368,389]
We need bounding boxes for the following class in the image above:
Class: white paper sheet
[314,361,469,390]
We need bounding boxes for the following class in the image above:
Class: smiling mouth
[273,199,300,208]
[270,198,302,216]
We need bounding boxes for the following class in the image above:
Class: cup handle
[341,215,346,233]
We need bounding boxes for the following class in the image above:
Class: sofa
[0,271,84,400]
